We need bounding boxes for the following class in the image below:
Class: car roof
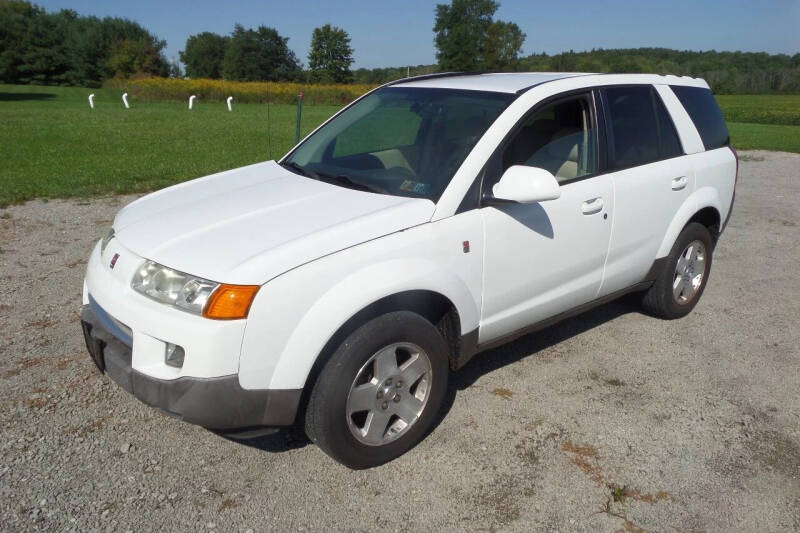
[390,72,709,93]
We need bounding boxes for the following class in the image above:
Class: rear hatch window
[670,85,730,150]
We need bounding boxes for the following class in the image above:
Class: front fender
[656,186,722,258]
[284,259,475,390]
[238,212,484,391]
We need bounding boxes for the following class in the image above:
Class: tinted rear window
[670,86,729,150]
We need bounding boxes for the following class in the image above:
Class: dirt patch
[218,498,239,512]
[491,387,514,399]
[588,370,626,387]
[26,319,56,330]
[561,441,676,504]
[469,478,526,527]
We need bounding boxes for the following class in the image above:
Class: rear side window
[603,86,661,170]
[670,85,729,150]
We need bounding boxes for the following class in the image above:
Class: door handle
[671,176,688,191]
[581,197,603,215]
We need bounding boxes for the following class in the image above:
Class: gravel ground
[1,150,798,532]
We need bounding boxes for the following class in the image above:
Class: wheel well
[688,207,721,242]
[294,291,461,426]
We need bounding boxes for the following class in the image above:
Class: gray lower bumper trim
[81,304,301,430]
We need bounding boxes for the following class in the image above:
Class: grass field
[727,122,800,152]
[0,84,338,206]
[716,94,800,126]
[1,84,798,206]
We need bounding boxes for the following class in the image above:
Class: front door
[479,91,613,343]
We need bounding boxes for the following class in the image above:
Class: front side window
[501,94,597,183]
[284,87,515,202]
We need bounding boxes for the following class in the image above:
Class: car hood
[113,161,435,284]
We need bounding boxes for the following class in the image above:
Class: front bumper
[80,304,301,430]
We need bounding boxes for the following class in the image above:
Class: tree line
[518,48,800,94]
[426,0,800,93]
[355,48,800,94]
[2,0,799,93]
[179,23,354,83]
[0,0,356,86]
[0,0,175,86]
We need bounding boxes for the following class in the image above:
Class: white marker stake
[88,94,95,109]
[122,93,130,109]
[226,96,233,112]
[189,95,196,109]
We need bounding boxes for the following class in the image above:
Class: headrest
[546,128,581,162]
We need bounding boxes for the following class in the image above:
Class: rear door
[669,84,737,228]
[598,85,694,296]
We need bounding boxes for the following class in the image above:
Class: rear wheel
[304,311,449,469]
[642,222,713,319]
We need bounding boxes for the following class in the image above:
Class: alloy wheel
[345,342,433,446]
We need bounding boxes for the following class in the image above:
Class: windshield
[283,87,515,202]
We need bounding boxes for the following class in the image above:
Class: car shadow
[229,295,641,456]
[0,92,56,101]
[215,425,311,452]
[496,202,555,239]
[436,295,640,421]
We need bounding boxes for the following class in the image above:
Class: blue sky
[36,0,800,69]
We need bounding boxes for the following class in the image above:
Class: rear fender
[657,186,722,258]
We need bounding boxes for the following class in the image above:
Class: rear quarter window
[653,92,683,158]
[670,85,730,150]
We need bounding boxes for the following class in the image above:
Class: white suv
[81,72,736,468]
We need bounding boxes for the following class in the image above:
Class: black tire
[304,311,449,469]
[641,222,714,319]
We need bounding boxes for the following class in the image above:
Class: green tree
[483,20,525,71]
[0,0,41,83]
[107,37,168,78]
[180,31,229,79]
[0,0,168,86]
[433,0,498,71]
[222,24,301,82]
[308,24,354,83]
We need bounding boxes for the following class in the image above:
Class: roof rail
[386,71,472,86]
[515,73,597,95]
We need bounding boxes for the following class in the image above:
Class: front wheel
[641,222,714,319]
[304,311,449,469]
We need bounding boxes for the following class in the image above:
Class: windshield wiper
[280,161,320,180]
[282,162,382,194]
[320,173,383,194]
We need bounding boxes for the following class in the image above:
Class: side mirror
[489,165,560,204]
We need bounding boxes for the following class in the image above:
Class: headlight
[131,260,260,319]
[100,228,115,254]
[131,260,219,315]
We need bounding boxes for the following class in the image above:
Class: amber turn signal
[203,284,260,320]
